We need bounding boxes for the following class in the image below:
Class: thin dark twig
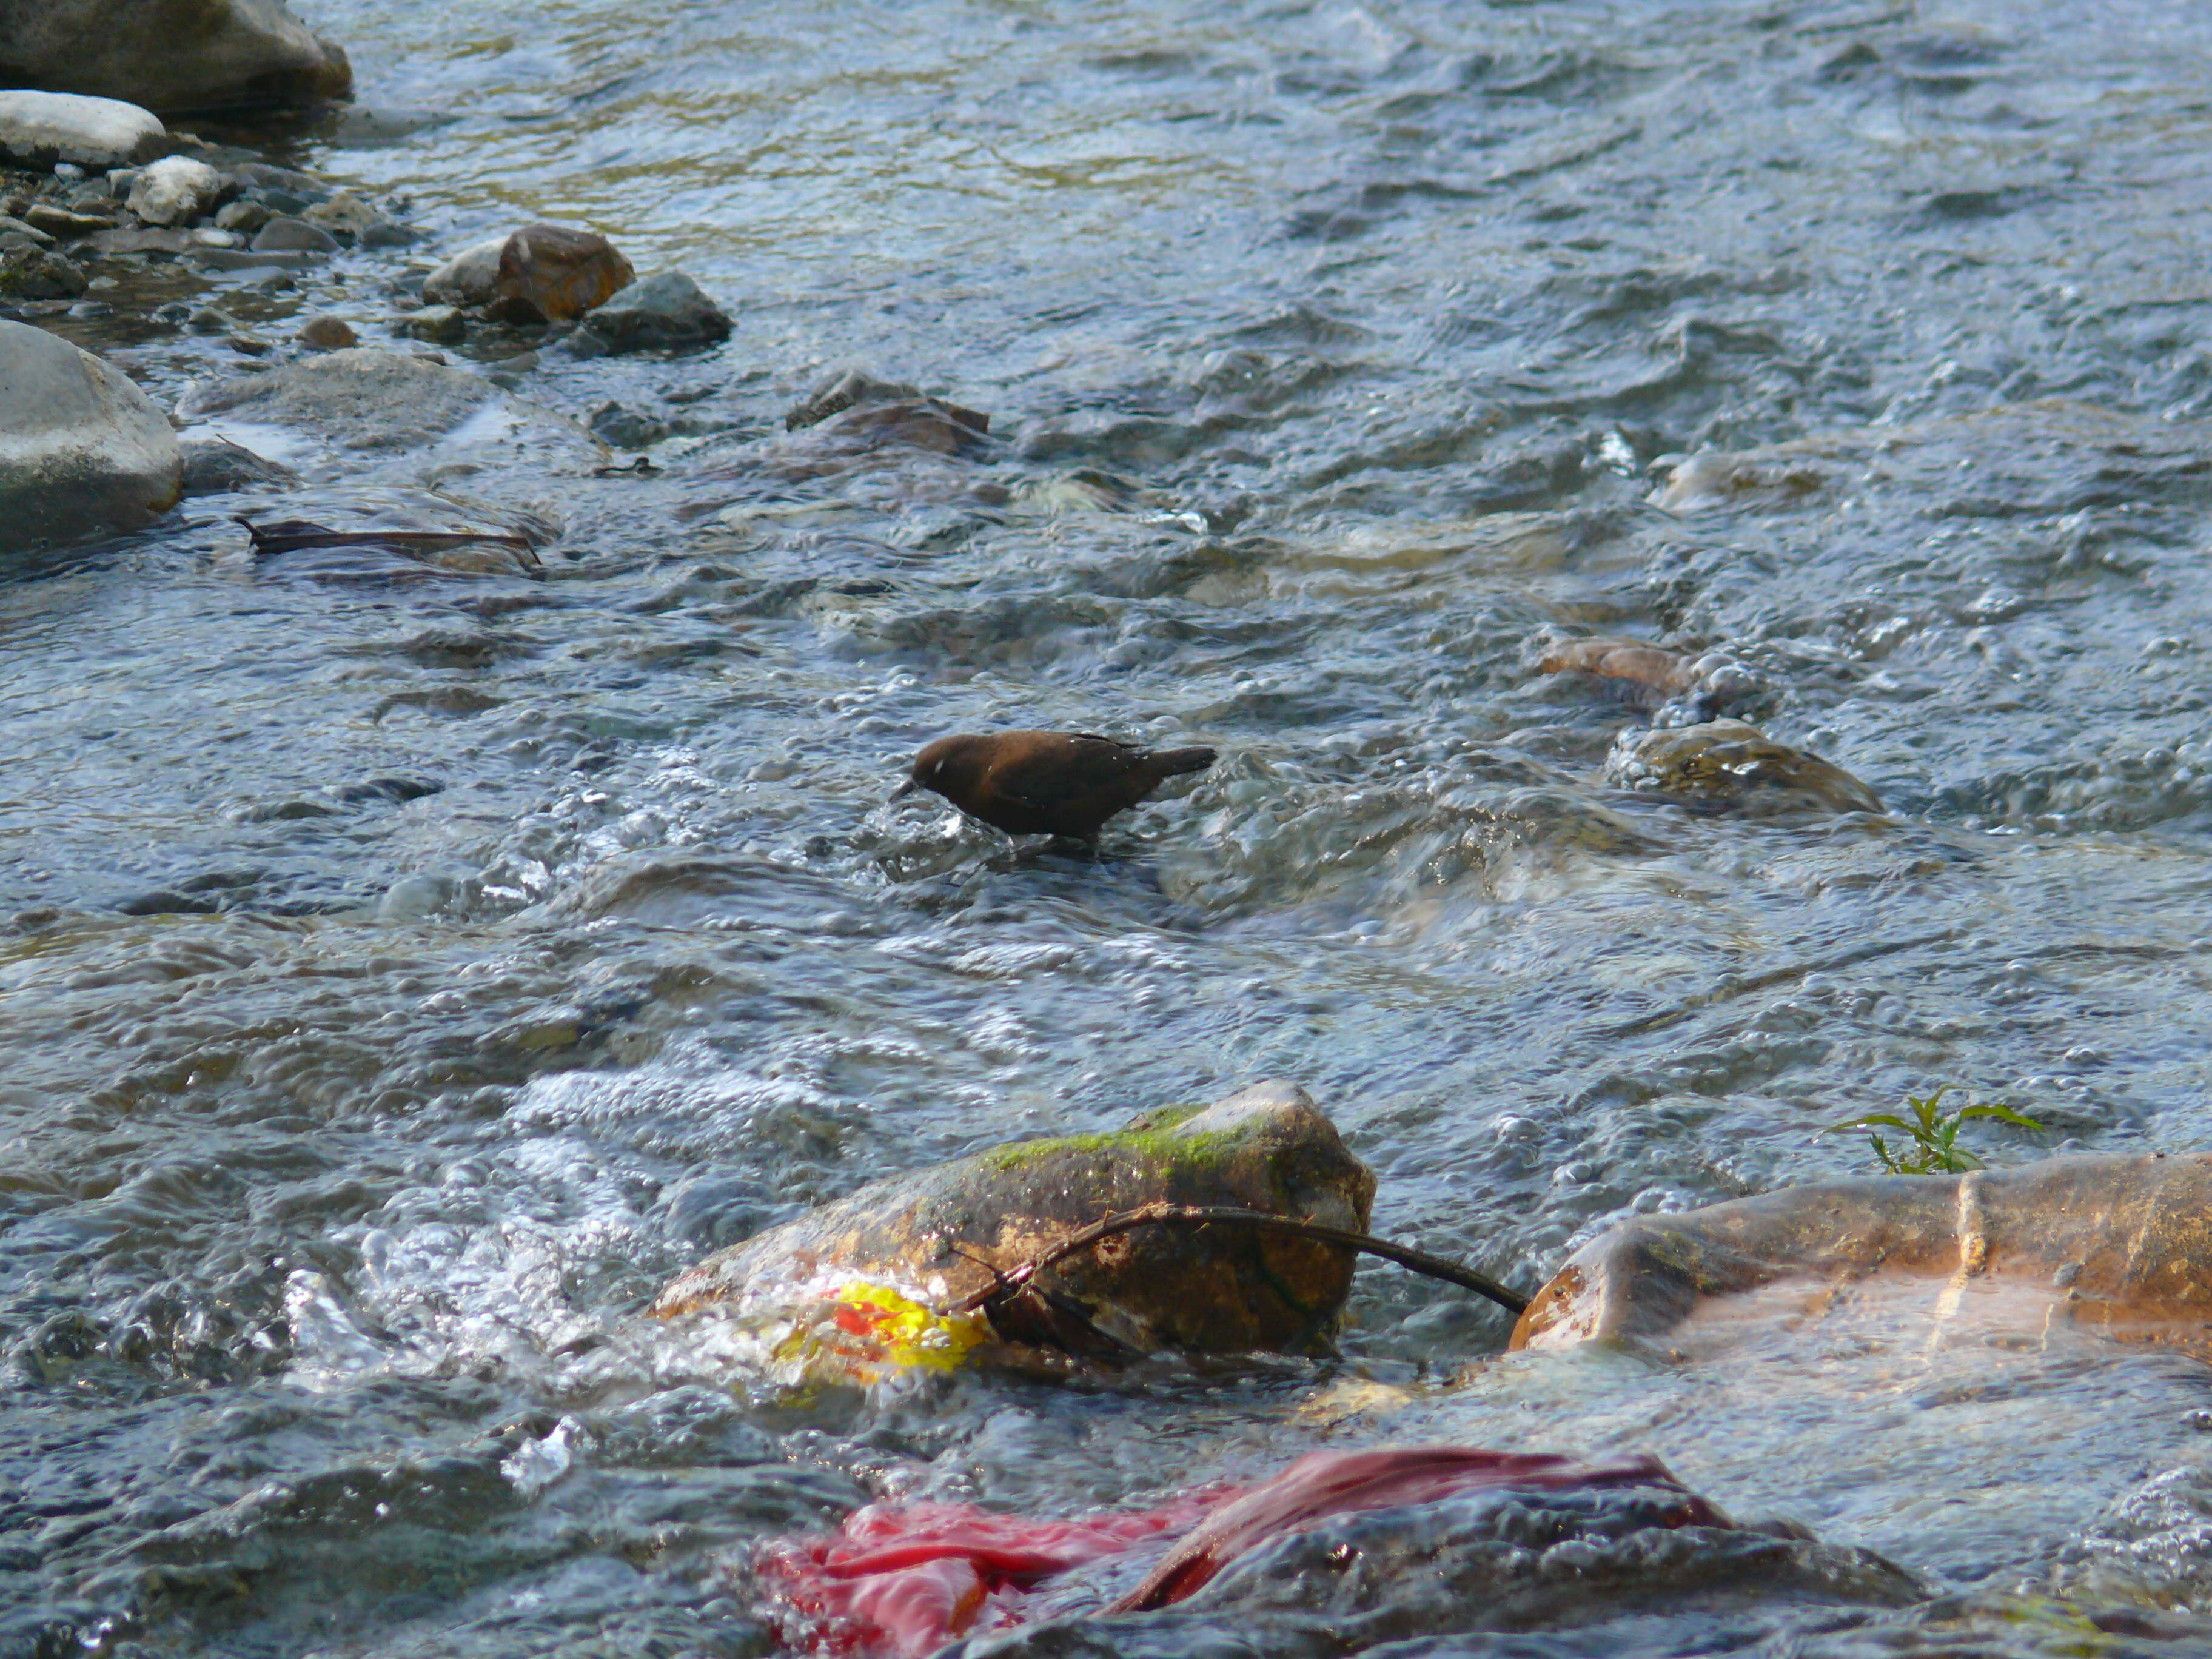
[950,1203,1530,1318]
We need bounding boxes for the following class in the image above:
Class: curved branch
[951,1203,1530,1319]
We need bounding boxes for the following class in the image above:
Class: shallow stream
[10,0,2212,1654]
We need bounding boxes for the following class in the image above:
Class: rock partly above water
[0,0,352,115]
[178,434,297,495]
[125,156,225,228]
[1604,718,1882,816]
[569,271,731,356]
[651,1080,1376,1363]
[0,317,181,551]
[421,224,635,325]
[0,90,167,171]
[1512,1153,2212,1358]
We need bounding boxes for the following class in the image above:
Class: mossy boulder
[1513,1153,2212,1358]
[652,1080,1376,1358]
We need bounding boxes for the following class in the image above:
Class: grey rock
[213,198,271,234]
[0,216,53,249]
[0,91,167,172]
[187,305,239,334]
[23,204,116,239]
[0,0,352,116]
[302,192,399,245]
[179,433,297,494]
[395,304,465,343]
[250,215,336,253]
[587,401,672,449]
[0,317,182,551]
[0,248,88,300]
[571,271,731,357]
[172,347,605,473]
[126,155,224,226]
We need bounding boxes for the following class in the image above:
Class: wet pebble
[570,270,731,356]
[295,315,356,351]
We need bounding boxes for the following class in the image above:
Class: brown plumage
[895,731,1217,840]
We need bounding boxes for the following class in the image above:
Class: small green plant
[1821,1085,2044,1175]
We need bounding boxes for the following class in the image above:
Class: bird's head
[893,734,988,802]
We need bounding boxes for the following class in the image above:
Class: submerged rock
[852,1448,1922,1659]
[173,347,605,475]
[1604,718,1881,816]
[651,1080,1376,1368]
[1537,635,1691,697]
[421,224,634,324]
[0,317,181,551]
[126,155,224,227]
[0,0,353,115]
[1512,1152,2212,1358]
[0,90,167,171]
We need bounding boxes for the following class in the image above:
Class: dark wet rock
[395,304,464,343]
[0,246,87,299]
[178,434,298,494]
[250,215,336,253]
[1604,719,1881,816]
[901,731,1217,840]
[783,369,993,450]
[0,0,352,115]
[651,1080,1376,1362]
[0,317,181,551]
[569,270,731,356]
[0,214,53,250]
[173,347,604,471]
[126,155,224,227]
[0,90,167,171]
[1512,1153,2212,1358]
[294,315,354,351]
[421,224,633,324]
[186,304,239,334]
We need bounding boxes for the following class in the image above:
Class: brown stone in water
[1512,1153,2212,1359]
[1606,719,1881,817]
[421,224,635,324]
[650,1079,1377,1356]
[1537,637,1694,697]
[900,729,1216,840]
[295,315,356,351]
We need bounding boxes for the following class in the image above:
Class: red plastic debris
[755,1446,1709,1657]
[755,1493,1225,1656]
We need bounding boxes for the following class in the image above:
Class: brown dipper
[894,731,1217,840]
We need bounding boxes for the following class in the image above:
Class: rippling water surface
[11,0,2212,1653]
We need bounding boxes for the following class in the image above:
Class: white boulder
[0,318,183,552]
[0,90,167,172]
[127,156,226,227]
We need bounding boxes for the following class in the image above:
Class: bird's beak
[891,777,918,800]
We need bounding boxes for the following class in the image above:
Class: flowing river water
[10,0,2212,1653]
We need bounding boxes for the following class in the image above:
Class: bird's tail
[1149,746,1217,777]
